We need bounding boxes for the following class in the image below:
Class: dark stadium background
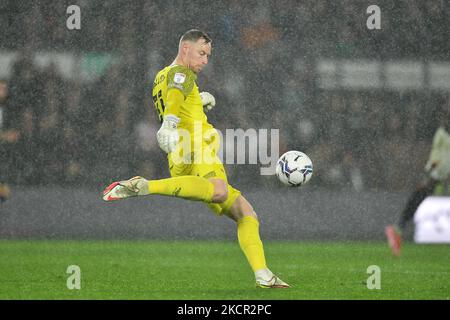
[0,0,449,241]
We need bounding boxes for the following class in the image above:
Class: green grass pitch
[0,240,449,299]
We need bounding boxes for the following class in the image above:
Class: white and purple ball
[276,150,313,187]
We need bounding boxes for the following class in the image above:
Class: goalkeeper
[102,29,289,288]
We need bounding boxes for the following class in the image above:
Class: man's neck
[173,57,186,68]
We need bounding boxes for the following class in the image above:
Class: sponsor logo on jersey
[174,73,186,84]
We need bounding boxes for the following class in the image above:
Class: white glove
[157,114,180,153]
[200,92,216,111]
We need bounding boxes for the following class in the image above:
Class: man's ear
[181,41,190,55]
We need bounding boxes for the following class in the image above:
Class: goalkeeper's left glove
[200,92,216,112]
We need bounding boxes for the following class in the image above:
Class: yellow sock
[148,176,215,202]
[237,216,267,272]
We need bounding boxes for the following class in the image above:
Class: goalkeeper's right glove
[157,114,180,153]
[200,92,216,112]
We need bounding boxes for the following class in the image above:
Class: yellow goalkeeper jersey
[152,64,213,135]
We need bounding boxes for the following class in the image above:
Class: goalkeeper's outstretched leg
[103,175,227,203]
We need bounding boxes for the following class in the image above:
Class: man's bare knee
[209,178,228,203]
[227,195,257,221]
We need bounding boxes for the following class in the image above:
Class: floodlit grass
[0,240,449,299]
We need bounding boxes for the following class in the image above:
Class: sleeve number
[152,90,165,123]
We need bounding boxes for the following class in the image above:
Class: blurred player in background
[102,30,289,288]
[386,104,450,256]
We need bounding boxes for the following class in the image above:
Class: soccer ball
[276,150,313,187]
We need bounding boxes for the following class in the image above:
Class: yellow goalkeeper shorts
[167,132,241,216]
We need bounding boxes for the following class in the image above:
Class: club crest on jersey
[174,73,186,84]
